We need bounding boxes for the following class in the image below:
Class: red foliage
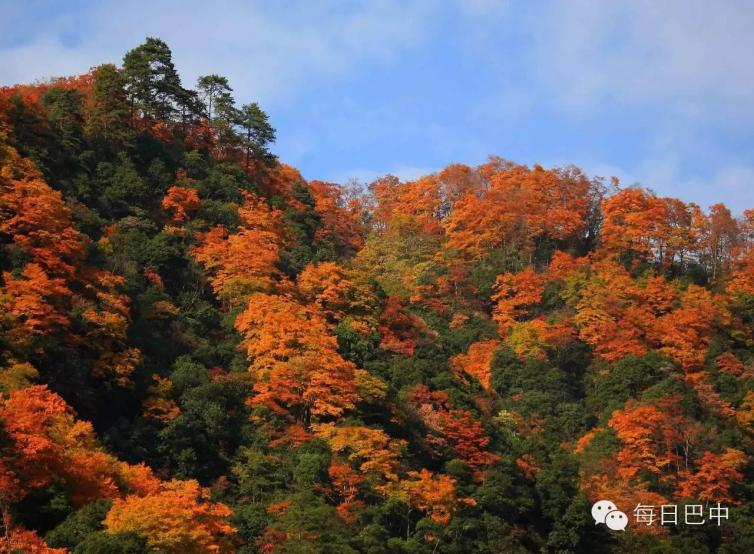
[378,297,425,356]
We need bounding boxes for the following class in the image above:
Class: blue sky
[1,0,753,211]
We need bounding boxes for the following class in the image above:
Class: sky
[1,0,753,211]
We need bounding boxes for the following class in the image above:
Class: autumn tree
[450,339,499,390]
[192,193,283,304]
[699,203,740,278]
[492,267,545,335]
[445,161,594,261]
[675,448,746,504]
[599,187,673,263]
[308,179,364,256]
[235,294,359,424]
[396,469,467,526]
[103,480,237,553]
[162,185,201,223]
[608,397,689,482]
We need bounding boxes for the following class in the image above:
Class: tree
[353,214,443,300]
[328,463,365,523]
[162,185,201,223]
[196,75,232,123]
[236,102,276,167]
[396,469,470,526]
[41,87,83,154]
[407,386,500,477]
[296,262,377,325]
[0,386,164,507]
[103,480,237,553]
[608,396,689,482]
[192,193,283,304]
[122,37,185,120]
[2,263,72,336]
[314,423,404,488]
[0,155,85,278]
[570,259,648,362]
[700,203,740,279]
[308,179,365,257]
[235,294,359,424]
[436,409,501,475]
[599,187,672,263]
[444,161,594,261]
[450,339,499,390]
[648,285,721,371]
[675,448,746,504]
[85,64,133,147]
[492,268,545,335]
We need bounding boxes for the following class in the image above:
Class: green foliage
[73,532,152,554]
[87,64,133,148]
[586,353,669,422]
[159,379,250,482]
[45,500,112,549]
[122,37,187,120]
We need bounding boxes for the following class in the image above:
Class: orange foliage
[584,474,669,536]
[599,188,743,275]
[727,249,754,295]
[296,262,356,322]
[600,188,675,263]
[193,193,283,303]
[396,469,473,525]
[162,185,201,223]
[0,385,163,511]
[328,463,365,523]
[314,423,404,487]
[1,526,66,553]
[256,164,307,208]
[608,397,688,482]
[444,161,593,260]
[571,259,649,361]
[0,73,94,108]
[236,294,358,422]
[2,264,72,335]
[716,352,745,376]
[407,386,499,478]
[0,144,139,382]
[104,479,237,553]
[0,156,84,278]
[435,409,500,475]
[0,385,117,503]
[308,180,364,255]
[492,268,546,334]
[143,374,180,421]
[450,339,499,390]
[675,448,746,504]
[650,285,722,370]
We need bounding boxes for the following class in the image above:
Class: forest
[1,37,753,553]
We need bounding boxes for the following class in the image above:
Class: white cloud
[0,0,438,107]
[0,38,95,85]
[532,0,754,120]
[580,157,754,213]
